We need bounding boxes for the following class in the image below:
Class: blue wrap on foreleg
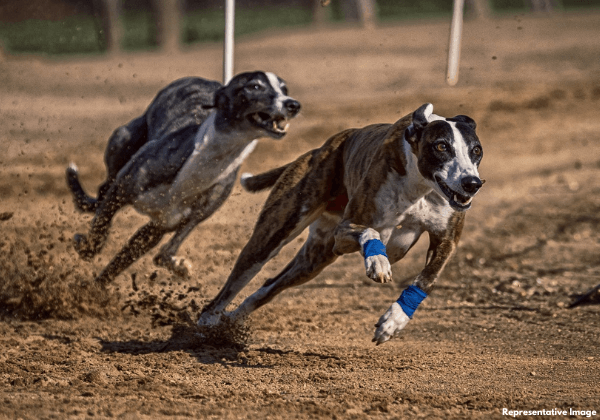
[363,239,387,258]
[396,285,427,318]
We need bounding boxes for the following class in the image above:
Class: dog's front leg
[154,177,236,278]
[333,221,392,283]
[152,224,195,278]
[96,221,165,285]
[372,215,465,345]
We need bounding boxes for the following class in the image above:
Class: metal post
[446,0,464,86]
[223,0,235,84]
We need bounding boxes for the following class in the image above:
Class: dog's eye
[472,146,482,156]
[247,83,264,91]
[280,85,289,95]
[436,143,447,152]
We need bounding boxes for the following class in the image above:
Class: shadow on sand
[98,319,344,367]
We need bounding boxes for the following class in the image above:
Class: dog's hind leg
[197,204,326,326]
[73,184,128,261]
[95,221,165,285]
[197,195,328,326]
[198,142,346,326]
[230,214,339,322]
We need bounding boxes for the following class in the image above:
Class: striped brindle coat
[198,103,484,345]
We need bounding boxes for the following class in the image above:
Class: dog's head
[213,71,301,139]
[405,103,484,211]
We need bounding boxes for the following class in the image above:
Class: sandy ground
[1,11,600,419]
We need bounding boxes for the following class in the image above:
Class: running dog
[67,72,301,284]
[197,103,484,345]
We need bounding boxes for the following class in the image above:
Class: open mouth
[249,112,289,138]
[434,175,473,211]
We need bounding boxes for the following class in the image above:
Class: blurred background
[1,1,600,416]
[2,0,600,56]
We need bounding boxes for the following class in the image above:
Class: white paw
[372,302,410,345]
[154,254,192,278]
[171,257,192,278]
[196,311,222,327]
[365,254,392,283]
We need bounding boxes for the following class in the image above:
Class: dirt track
[1,12,600,419]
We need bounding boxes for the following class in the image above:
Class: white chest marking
[370,138,456,241]
[372,143,432,229]
[133,112,257,227]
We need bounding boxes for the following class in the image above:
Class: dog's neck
[196,111,258,155]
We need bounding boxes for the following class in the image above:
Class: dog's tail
[240,164,290,192]
[66,163,99,213]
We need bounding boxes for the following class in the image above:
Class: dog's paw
[372,302,410,345]
[364,255,392,283]
[74,234,96,261]
[172,258,192,278]
[196,311,223,327]
[153,254,192,278]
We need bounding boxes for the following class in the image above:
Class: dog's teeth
[271,120,287,133]
[455,194,473,206]
[275,120,289,132]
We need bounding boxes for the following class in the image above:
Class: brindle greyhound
[67,72,301,284]
[197,103,484,345]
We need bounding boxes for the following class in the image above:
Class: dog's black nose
[461,176,483,194]
[284,99,301,116]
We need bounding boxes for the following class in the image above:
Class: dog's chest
[373,171,452,232]
[171,134,257,197]
[133,117,257,227]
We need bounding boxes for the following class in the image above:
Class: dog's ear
[447,115,476,130]
[405,103,433,143]
[213,86,230,111]
[413,103,433,131]
[202,86,229,110]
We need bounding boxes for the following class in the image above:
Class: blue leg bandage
[363,239,387,258]
[396,285,427,318]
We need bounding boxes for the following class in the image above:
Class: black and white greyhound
[67,71,301,284]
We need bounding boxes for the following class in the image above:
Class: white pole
[223,0,235,84]
[446,0,464,86]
